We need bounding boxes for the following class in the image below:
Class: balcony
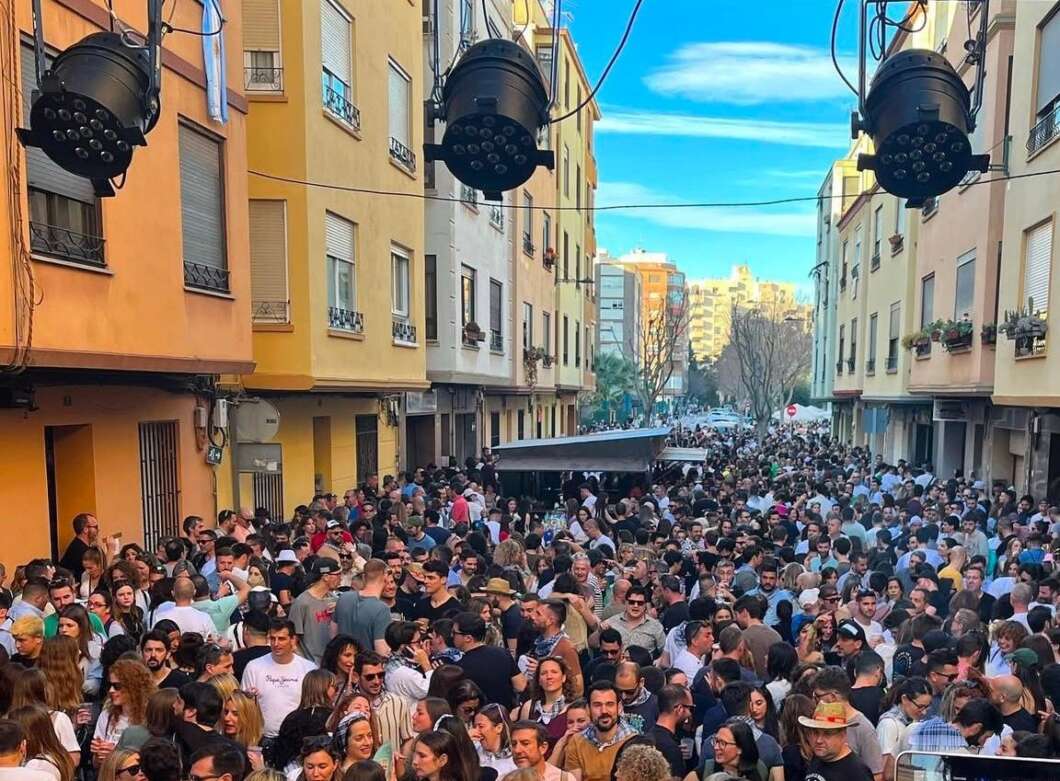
[865,358,876,375]
[489,205,504,230]
[921,197,938,218]
[389,137,417,172]
[886,353,898,371]
[490,331,503,352]
[461,185,478,208]
[1015,334,1047,358]
[184,260,230,293]
[322,70,360,129]
[915,341,931,357]
[253,300,290,324]
[328,306,364,333]
[870,252,880,272]
[29,221,105,267]
[393,318,417,345]
[1028,105,1059,156]
[522,234,534,256]
[839,275,847,292]
[245,66,283,93]
[835,360,843,376]
[846,357,856,372]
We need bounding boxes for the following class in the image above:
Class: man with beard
[141,629,191,689]
[651,685,694,778]
[59,512,100,580]
[749,559,792,628]
[562,682,635,781]
[510,721,576,781]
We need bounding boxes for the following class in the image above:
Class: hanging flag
[203,0,228,124]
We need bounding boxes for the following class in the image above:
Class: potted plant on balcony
[981,322,997,345]
[940,318,974,351]
[927,320,945,342]
[901,330,929,350]
[523,346,545,387]
[543,248,557,270]
[888,233,904,253]
[999,298,1049,341]
[463,321,486,343]
[541,352,554,368]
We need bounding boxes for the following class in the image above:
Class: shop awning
[657,446,708,462]
[493,427,671,472]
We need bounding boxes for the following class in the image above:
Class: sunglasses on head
[117,764,141,778]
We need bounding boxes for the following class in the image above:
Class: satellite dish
[236,399,280,443]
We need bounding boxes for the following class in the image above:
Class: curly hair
[107,658,156,726]
[527,655,577,704]
[39,636,84,714]
[613,743,672,781]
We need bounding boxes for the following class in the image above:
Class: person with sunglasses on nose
[590,586,665,657]
[924,649,960,718]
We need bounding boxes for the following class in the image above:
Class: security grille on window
[326,212,358,330]
[1031,12,1060,153]
[321,0,356,126]
[249,200,289,323]
[179,123,228,292]
[388,59,414,170]
[243,0,282,91]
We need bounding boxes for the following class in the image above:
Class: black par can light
[424,38,554,202]
[855,49,990,207]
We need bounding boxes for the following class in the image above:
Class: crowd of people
[2,423,1060,781]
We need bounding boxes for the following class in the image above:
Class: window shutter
[243,0,280,50]
[20,46,96,203]
[325,212,354,262]
[1024,221,1053,313]
[178,124,226,270]
[889,304,900,338]
[321,0,351,83]
[388,61,410,144]
[1037,13,1060,113]
[249,200,287,304]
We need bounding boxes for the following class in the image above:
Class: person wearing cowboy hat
[484,576,523,656]
[799,701,873,781]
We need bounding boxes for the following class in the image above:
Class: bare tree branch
[634,286,690,422]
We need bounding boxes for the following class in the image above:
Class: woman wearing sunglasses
[98,749,146,781]
[91,659,156,766]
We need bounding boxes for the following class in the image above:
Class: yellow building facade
[232,0,427,516]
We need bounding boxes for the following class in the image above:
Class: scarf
[582,719,637,749]
[385,652,423,676]
[535,696,566,725]
[532,631,569,660]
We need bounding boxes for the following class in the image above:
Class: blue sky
[565,0,863,288]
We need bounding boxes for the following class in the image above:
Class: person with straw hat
[484,576,523,656]
[798,702,873,781]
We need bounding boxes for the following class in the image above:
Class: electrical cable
[481,0,501,39]
[830,0,860,97]
[162,0,225,37]
[548,0,645,125]
[248,164,1060,212]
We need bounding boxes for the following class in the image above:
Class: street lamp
[424,39,554,201]
[17,0,164,197]
[849,0,991,206]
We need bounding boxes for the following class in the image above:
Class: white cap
[798,588,820,608]
[276,549,299,564]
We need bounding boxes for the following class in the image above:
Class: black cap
[837,620,866,643]
[310,558,341,579]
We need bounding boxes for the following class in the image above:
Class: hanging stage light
[849,1,991,207]
[17,0,163,197]
[424,39,554,202]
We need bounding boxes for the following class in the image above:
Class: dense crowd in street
[2,422,1060,781]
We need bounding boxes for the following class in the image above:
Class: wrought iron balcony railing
[328,306,364,333]
[1028,104,1060,156]
[253,300,290,323]
[322,70,360,129]
[489,205,504,230]
[866,358,876,375]
[245,66,283,92]
[184,260,230,293]
[393,318,417,344]
[522,234,534,255]
[29,221,105,267]
[389,137,417,172]
[461,185,478,206]
[490,331,503,352]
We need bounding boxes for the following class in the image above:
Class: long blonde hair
[39,636,84,714]
[206,673,240,702]
[99,750,139,781]
[224,691,265,748]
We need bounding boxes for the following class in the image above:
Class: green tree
[592,352,638,422]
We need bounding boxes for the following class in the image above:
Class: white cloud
[596,180,816,238]
[596,109,848,149]
[644,41,858,105]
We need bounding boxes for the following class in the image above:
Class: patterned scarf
[385,652,423,676]
[533,631,569,659]
[535,696,567,725]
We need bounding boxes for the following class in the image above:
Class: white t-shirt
[672,648,705,680]
[151,604,217,638]
[49,711,79,754]
[0,768,56,781]
[241,653,318,736]
[24,759,60,781]
[93,712,129,744]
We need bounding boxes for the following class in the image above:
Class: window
[888,302,900,367]
[575,245,581,282]
[868,313,878,369]
[872,205,883,261]
[563,59,570,108]
[851,224,862,298]
[321,0,355,125]
[490,411,500,448]
[249,200,288,323]
[388,59,414,169]
[542,212,551,256]
[563,231,569,277]
[954,250,976,319]
[1035,11,1060,121]
[575,165,581,210]
[840,240,848,287]
[1023,220,1053,313]
[920,274,935,327]
[576,84,582,131]
[425,254,437,340]
[895,196,906,236]
[391,246,411,318]
[542,311,551,353]
[179,123,228,292]
[563,315,569,364]
[522,191,533,250]
[460,264,476,327]
[522,302,533,350]
[459,0,473,43]
[243,0,282,91]
[325,212,357,327]
[575,320,581,366]
[490,279,503,350]
[535,46,552,81]
[517,409,525,440]
[838,324,845,372]
[563,145,570,197]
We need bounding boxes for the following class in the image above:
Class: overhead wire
[248,165,1060,212]
[548,0,644,124]
[830,0,860,97]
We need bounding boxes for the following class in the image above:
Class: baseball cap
[837,620,866,643]
[310,558,341,579]
[276,549,299,564]
[1006,648,1039,668]
[326,520,342,530]
[798,588,820,608]
[407,516,425,528]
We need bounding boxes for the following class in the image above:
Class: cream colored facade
[688,265,806,360]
